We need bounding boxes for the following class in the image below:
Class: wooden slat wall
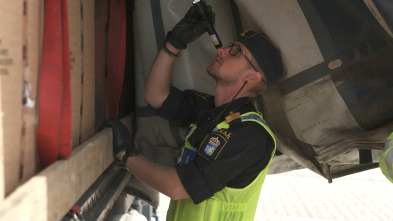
[0,115,133,220]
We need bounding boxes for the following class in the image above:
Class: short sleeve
[157,87,214,126]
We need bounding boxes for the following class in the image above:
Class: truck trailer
[0,0,392,220]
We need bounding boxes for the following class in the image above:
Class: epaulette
[225,111,241,124]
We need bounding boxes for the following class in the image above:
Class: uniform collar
[200,97,255,123]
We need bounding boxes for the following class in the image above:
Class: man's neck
[213,82,250,107]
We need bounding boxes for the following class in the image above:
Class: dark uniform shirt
[158,87,274,204]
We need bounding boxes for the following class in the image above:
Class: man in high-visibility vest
[101,1,283,220]
[380,132,393,183]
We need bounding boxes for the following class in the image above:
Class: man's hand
[99,119,133,162]
[166,2,215,50]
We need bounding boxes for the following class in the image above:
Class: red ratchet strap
[37,0,71,169]
[107,0,126,118]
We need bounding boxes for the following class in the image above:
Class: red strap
[37,0,71,168]
[107,0,127,118]
[68,204,84,220]
[68,204,82,216]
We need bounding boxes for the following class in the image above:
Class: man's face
[206,41,255,85]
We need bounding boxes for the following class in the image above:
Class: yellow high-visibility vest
[380,132,393,183]
[167,112,276,221]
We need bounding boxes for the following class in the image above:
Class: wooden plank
[0,115,133,220]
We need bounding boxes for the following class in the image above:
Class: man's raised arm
[142,2,215,109]
[142,41,180,109]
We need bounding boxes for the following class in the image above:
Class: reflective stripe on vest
[380,132,393,183]
[168,112,276,221]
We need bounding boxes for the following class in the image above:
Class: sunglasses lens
[229,45,240,56]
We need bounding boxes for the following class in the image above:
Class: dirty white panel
[133,0,157,107]
[282,75,363,147]
[235,0,324,79]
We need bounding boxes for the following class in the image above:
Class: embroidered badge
[198,132,228,161]
[204,136,220,156]
[216,129,231,139]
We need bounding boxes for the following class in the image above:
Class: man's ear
[246,71,262,82]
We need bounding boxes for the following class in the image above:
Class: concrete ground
[156,168,393,221]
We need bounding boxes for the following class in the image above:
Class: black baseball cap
[237,31,283,87]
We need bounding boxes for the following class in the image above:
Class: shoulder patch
[198,131,228,161]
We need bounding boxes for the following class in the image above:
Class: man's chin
[207,72,218,81]
[206,66,219,79]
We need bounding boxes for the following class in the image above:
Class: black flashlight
[193,0,222,48]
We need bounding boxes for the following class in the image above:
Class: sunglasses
[224,42,267,83]
[225,42,258,72]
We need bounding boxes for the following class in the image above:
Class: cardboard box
[68,0,95,149]
[81,0,95,144]
[0,0,24,199]
[0,0,43,197]
[68,0,83,148]
[20,0,42,184]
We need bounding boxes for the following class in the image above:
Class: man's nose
[217,47,228,57]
